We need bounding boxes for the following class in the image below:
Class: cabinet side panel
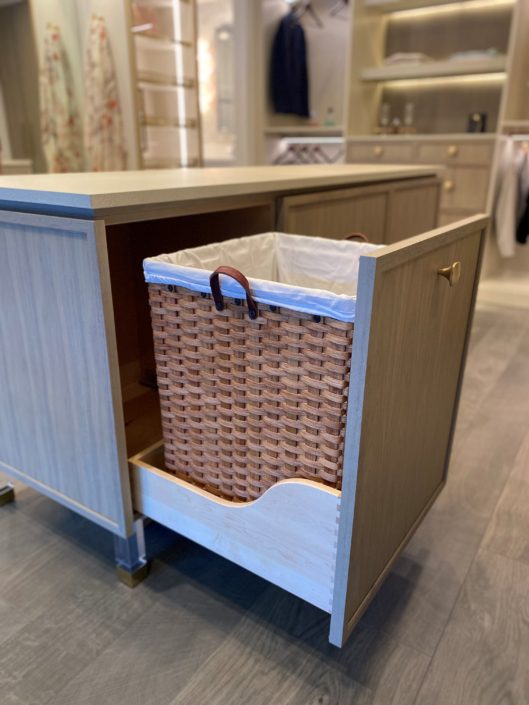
[0,212,132,535]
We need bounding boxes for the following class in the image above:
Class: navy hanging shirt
[270,12,310,118]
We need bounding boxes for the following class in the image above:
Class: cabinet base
[0,484,15,507]
[116,561,150,588]
[114,517,149,588]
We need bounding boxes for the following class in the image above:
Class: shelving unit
[345,0,529,275]
[129,0,202,168]
[359,57,507,82]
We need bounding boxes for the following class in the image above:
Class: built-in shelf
[364,0,514,12]
[133,0,191,7]
[502,119,529,134]
[346,133,497,141]
[137,72,196,88]
[132,33,192,49]
[264,126,344,137]
[360,57,507,82]
[142,116,198,128]
[143,156,199,169]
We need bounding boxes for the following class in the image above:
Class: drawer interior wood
[130,443,341,612]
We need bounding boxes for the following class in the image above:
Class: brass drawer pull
[447,145,459,157]
[438,261,461,287]
[373,145,384,156]
[444,179,455,192]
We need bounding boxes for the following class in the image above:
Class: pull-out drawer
[348,141,415,163]
[417,141,494,166]
[130,443,341,613]
[129,215,487,649]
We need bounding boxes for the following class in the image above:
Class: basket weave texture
[149,284,354,502]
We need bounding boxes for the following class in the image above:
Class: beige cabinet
[348,137,493,226]
[280,176,440,245]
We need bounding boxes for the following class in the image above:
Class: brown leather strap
[210,266,258,320]
[344,232,369,242]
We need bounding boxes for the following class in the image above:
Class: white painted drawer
[418,142,493,166]
[348,142,415,163]
[130,442,340,612]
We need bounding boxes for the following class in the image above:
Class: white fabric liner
[143,232,382,322]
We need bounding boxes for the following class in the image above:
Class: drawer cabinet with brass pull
[347,141,415,163]
[417,141,493,166]
[440,167,489,211]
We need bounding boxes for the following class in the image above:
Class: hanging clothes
[270,12,310,118]
[516,150,529,245]
[39,25,84,173]
[84,15,127,172]
[494,138,529,257]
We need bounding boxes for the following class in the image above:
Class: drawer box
[418,142,493,166]
[130,443,340,613]
[441,167,490,211]
[348,142,415,163]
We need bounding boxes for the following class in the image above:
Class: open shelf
[264,126,344,137]
[502,119,529,134]
[132,33,193,49]
[360,56,507,82]
[364,0,514,12]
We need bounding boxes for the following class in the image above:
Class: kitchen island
[0,164,440,587]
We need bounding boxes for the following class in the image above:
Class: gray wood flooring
[1,301,529,705]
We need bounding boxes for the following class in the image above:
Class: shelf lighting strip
[384,71,506,88]
[388,0,514,21]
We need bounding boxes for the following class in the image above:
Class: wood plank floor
[1,301,529,705]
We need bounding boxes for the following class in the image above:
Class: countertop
[0,164,438,218]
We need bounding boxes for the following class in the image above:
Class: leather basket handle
[210,266,258,320]
[344,232,369,242]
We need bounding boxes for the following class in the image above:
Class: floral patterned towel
[39,24,84,173]
[84,15,127,172]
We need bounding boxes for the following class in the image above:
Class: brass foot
[116,561,150,588]
[0,484,15,507]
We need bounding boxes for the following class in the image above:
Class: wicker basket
[145,233,374,502]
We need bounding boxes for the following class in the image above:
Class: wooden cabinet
[417,142,493,166]
[280,176,440,245]
[279,184,389,243]
[348,137,492,226]
[0,166,447,649]
[348,142,415,163]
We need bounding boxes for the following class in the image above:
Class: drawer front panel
[348,142,415,163]
[330,215,488,647]
[441,167,489,211]
[130,443,340,613]
[418,142,493,166]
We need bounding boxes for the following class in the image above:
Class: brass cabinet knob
[373,145,384,156]
[447,145,459,157]
[438,261,461,287]
[444,179,455,192]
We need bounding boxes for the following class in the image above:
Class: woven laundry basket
[144,232,380,502]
